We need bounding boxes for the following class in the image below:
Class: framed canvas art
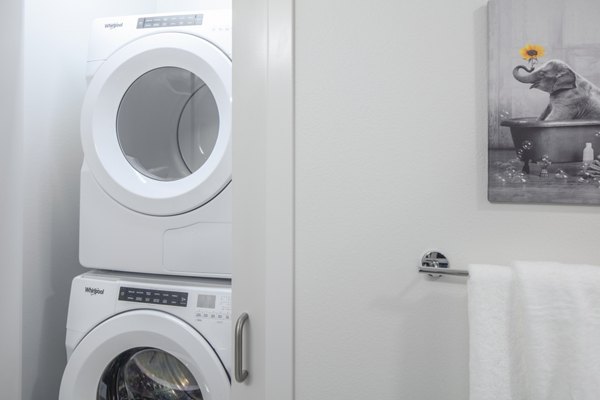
[488,0,600,205]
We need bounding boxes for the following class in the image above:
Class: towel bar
[418,251,469,277]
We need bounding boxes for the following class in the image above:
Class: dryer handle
[234,312,249,382]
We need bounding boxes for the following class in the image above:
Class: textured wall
[294,0,600,399]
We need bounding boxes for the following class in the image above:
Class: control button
[135,297,142,302]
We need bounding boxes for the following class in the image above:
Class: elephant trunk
[513,65,538,83]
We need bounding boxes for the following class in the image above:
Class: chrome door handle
[234,312,249,382]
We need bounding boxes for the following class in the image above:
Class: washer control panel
[195,293,231,322]
[137,14,203,29]
[119,286,188,307]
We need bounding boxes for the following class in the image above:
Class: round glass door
[98,347,204,399]
[80,32,232,215]
[117,67,219,182]
[59,310,230,400]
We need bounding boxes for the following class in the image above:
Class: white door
[81,33,232,216]
[60,310,230,400]
[231,0,294,399]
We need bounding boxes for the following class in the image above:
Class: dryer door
[81,32,231,216]
[59,310,230,400]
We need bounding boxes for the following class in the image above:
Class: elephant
[512,60,600,121]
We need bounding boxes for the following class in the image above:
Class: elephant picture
[488,0,600,206]
[512,60,600,121]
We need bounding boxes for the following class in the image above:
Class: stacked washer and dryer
[60,10,234,400]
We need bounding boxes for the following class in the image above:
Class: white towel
[469,262,600,400]
[468,264,514,400]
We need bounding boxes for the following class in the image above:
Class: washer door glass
[117,67,219,182]
[98,347,204,400]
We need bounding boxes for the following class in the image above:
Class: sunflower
[519,44,545,61]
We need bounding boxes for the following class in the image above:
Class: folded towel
[469,262,600,400]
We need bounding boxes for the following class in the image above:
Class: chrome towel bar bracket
[418,251,469,278]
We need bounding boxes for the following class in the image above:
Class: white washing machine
[59,270,231,400]
[79,10,232,278]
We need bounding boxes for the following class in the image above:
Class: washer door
[81,32,231,216]
[59,310,230,400]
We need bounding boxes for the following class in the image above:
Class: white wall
[294,0,600,399]
[0,0,23,398]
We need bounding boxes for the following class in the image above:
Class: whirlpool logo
[85,287,105,296]
[104,22,123,30]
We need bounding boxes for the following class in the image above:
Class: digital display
[137,14,203,29]
[119,286,188,307]
[197,294,216,309]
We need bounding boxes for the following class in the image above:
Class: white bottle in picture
[583,143,594,165]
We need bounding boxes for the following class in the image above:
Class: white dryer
[59,270,232,400]
[79,10,232,277]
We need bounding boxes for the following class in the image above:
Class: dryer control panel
[137,14,203,29]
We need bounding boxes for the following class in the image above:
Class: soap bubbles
[521,140,533,150]
[493,173,507,184]
[493,165,528,184]
[491,158,530,184]
[508,158,522,167]
[504,166,518,177]
[508,172,529,184]
[554,169,569,179]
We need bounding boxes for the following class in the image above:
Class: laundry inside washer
[98,347,205,400]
